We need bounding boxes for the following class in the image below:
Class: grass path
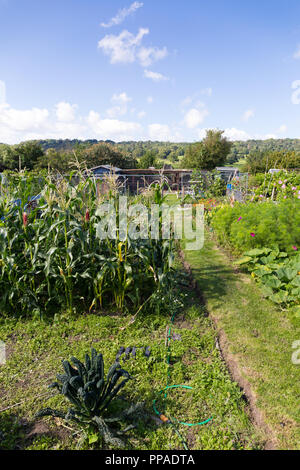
[183,231,300,450]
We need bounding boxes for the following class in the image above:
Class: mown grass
[0,268,261,450]
[183,231,300,450]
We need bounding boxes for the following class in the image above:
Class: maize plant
[0,172,175,317]
[36,349,143,448]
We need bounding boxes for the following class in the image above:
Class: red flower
[85,209,90,223]
[250,233,255,237]
[23,212,28,227]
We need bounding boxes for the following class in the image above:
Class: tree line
[1,132,300,174]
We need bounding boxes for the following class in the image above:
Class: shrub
[249,171,300,202]
[211,200,300,254]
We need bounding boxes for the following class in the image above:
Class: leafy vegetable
[36,348,143,448]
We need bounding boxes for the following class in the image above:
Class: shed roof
[87,165,122,173]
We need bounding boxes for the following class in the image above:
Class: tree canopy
[182,130,232,170]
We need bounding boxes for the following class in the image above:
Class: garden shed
[85,165,123,176]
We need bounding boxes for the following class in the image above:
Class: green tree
[0,142,44,170]
[82,143,137,169]
[245,150,300,174]
[138,150,157,169]
[35,148,71,172]
[182,130,232,170]
[16,142,44,170]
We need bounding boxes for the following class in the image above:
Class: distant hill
[227,138,300,163]
[31,137,300,154]
[33,139,112,152]
[19,137,300,167]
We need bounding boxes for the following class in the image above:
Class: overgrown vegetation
[248,171,300,201]
[190,170,227,198]
[0,172,174,317]
[211,200,300,254]
[243,150,300,174]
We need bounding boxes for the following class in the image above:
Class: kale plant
[36,348,143,448]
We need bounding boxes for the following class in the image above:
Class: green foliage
[227,138,300,165]
[81,142,137,170]
[244,150,300,174]
[2,137,300,174]
[36,348,143,447]
[248,171,300,201]
[211,200,300,254]
[35,148,73,172]
[0,173,175,317]
[138,150,157,169]
[190,170,226,198]
[236,248,300,306]
[182,130,232,170]
[0,142,44,171]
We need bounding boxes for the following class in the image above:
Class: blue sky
[1,0,300,144]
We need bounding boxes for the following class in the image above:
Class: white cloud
[98,28,149,64]
[111,92,132,104]
[181,96,193,108]
[291,80,300,104]
[0,104,49,132]
[223,128,251,141]
[183,107,208,129]
[148,123,182,141]
[0,80,6,105]
[278,124,287,133]
[181,90,212,109]
[293,44,300,59]
[137,110,146,119]
[242,109,255,122]
[144,70,169,82]
[98,28,168,68]
[101,2,143,28]
[148,123,172,141]
[147,96,153,103]
[137,46,168,67]
[87,111,142,140]
[106,92,132,118]
[0,95,144,144]
[55,101,77,122]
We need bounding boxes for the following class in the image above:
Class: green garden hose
[152,312,213,450]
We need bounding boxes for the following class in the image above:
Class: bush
[248,171,300,202]
[211,200,300,254]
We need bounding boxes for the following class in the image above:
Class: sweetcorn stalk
[0,172,176,317]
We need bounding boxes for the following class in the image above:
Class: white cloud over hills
[0,81,289,145]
